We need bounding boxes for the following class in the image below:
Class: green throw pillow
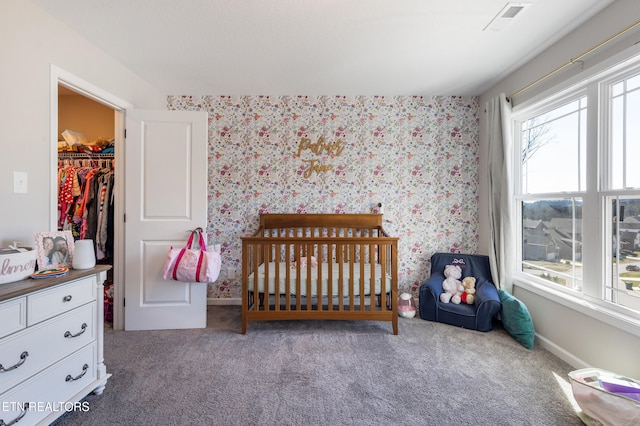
[498,289,535,349]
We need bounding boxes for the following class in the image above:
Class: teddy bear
[440,264,464,304]
[460,276,476,304]
[290,256,318,269]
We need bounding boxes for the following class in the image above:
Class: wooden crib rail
[241,214,399,335]
[258,213,384,231]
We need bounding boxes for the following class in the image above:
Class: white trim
[534,332,591,370]
[52,65,133,110]
[49,65,133,331]
[515,278,640,338]
[207,298,242,305]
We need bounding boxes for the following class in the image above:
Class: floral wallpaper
[167,95,479,300]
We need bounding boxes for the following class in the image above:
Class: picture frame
[34,231,75,270]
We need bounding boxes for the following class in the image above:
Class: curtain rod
[508,18,640,101]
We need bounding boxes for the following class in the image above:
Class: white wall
[0,0,166,246]
[479,0,640,378]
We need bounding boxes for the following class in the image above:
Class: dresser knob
[63,295,73,302]
[64,323,88,338]
[0,351,29,373]
[65,363,89,382]
[0,401,28,425]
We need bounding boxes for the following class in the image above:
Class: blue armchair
[419,253,501,332]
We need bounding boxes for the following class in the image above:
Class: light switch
[13,172,28,194]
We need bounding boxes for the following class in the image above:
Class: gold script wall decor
[297,136,346,178]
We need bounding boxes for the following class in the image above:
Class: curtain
[487,94,514,293]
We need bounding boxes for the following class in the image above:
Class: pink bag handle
[196,230,207,252]
[172,229,207,282]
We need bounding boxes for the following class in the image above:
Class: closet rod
[58,152,114,158]
[508,18,640,101]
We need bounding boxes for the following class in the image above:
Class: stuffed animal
[440,264,464,304]
[461,276,476,304]
[291,256,318,269]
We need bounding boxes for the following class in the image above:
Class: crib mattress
[248,261,391,296]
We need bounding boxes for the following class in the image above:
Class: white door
[124,109,208,330]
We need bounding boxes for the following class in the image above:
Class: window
[610,74,640,190]
[521,198,582,291]
[521,97,587,194]
[604,71,640,312]
[517,95,586,294]
[607,197,640,312]
[513,57,640,319]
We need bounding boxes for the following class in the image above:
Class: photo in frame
[34,231,75,270]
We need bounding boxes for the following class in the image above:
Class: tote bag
[162,229,221,283]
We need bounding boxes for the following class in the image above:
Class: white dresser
[0,265,110,426]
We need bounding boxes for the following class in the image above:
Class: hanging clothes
[57,156,114,259]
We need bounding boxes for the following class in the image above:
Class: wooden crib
[241,214,399,334]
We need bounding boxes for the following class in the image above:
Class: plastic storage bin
[569,368,640,425]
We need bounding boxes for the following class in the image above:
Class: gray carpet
[51,306,583,425]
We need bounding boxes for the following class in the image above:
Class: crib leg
[242,292,251,334]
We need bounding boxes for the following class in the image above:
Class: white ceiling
[32,0,615,96]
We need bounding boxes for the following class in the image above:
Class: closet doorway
[58,85,116,327]
[51,66,130,330]
[51,66,209,332]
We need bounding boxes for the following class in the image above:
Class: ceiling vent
[483,2,531,32]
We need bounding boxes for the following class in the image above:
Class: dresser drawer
[0,303,95,394]
[0,342,97,426]
[27,276,96,325]
[0,297,26,339]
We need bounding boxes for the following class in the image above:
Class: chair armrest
[475,279,500,304]
[418,273,444,321]
[473,279,502,331]
[423,274,444,296]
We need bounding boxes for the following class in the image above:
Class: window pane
[610,73,640,189]
[612,96,624,189]
[521,199,582,291]
[628,74,640,91]
[521,98,586,193]
[627,89,640,188]
[608,198,640,311]
[613,81,624,96]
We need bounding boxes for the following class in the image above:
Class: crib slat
[281,241,287,308]
[327,244,334,311]
[252,242,260,310]
[380,242,387,310]
[306,242,313,311]
[262,243,270,312]
[349,244,355,311]
[370,243,376,310]
[273,244,280,311]
[337,243,344,311]
[316,243,323,311]
[295,243,302,311]
[360,243,365,311]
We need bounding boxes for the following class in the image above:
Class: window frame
[510,46,640,332]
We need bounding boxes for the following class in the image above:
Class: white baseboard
[207,298,242,305]
[535,333,590,370]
